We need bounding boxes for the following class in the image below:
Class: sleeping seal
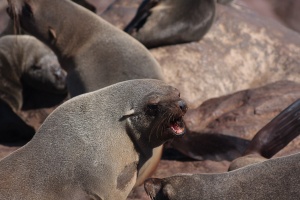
[0,79,187,200]
[228,99,300,171]
[124,0,216,48]
[0,35,67,142]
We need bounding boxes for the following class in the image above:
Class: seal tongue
[171,121,184,135]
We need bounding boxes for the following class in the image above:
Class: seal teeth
[170,118,185,135]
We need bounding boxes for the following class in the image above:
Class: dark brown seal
[0,79,187,200]
[144,151,300,199]
[0,35,67,142]
[229,99,300,171]
[124,0,216,48]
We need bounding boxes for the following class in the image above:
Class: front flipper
[244,99,300,158]
[124,0,160,34]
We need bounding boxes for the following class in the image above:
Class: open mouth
[169,118,186,136]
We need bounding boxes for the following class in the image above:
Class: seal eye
[146,104,159,116]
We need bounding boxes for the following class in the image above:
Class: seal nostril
[178,100,187,112]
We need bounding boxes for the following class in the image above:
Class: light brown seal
[228,99,300,171]
[7,0,165,185]
[0,35,67,142]
[144,151,300,200]
[0,79,187,200]
[124,0,216,48]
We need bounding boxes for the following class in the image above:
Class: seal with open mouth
[6,0,165,185]
[0,79,187,200]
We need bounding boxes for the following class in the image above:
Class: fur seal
[7,0,164,96]
[228,99,300,171]
[144,152,300,200]
[0,79,187,200]
[124,0,216,48]
[0,35,67,142]
[7,0,164,185]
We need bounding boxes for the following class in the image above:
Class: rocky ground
[0,0,300,199]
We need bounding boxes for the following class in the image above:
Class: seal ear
[119,109,135,121]
[48,27,57,45]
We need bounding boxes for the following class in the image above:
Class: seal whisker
[148,110,169,142]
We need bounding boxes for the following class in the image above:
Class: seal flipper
[244,99,300,158]
[124,0,160,34]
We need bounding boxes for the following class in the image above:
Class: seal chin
[169,118,186,137]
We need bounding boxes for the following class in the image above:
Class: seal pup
[7,0,165,185]
[0,35,67,142]
[124,0,216,48]
[0,79,187,200]
[228,99,300,171]
[144,151,300,200]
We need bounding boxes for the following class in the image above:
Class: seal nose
[178,100,187,113]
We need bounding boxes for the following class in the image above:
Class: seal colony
[0,79,187,200]
[7,0,165,185]
[124,0,216,48]
[0,35,67,142]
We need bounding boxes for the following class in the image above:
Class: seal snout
[144,178,163,200]
[168,99,188,137]
[178,100,188,113]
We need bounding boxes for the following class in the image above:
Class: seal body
[0,35,67,142]
[7,0,164,97]
[124,0,216,48]
[144,152,300,200]
[0,79,187,200]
